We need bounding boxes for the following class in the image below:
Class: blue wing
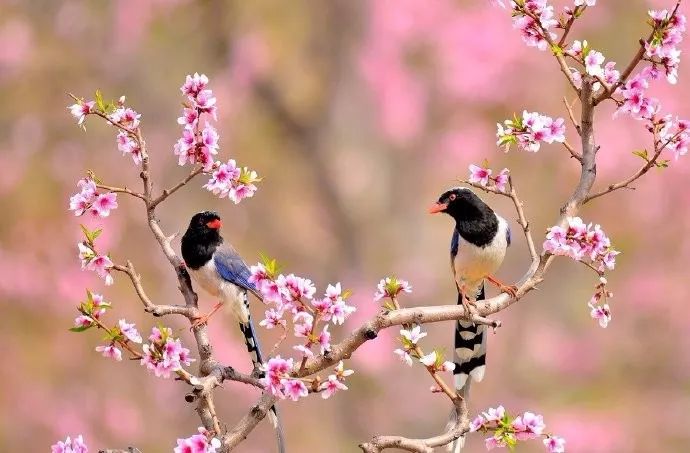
[506,225,511,247]
[213,245,257,293]
[450,228,460,259]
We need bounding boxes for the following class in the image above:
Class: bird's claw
[190,315,209,331]
[500,284,519,299]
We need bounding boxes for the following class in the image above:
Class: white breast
[188,260,250,323]
[453,215,509,295]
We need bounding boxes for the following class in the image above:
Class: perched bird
[429,187,513,453]
[181,211,285,453]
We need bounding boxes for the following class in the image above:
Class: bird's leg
[461,293,478,315]
[486,275,518,298]
[191,301,223,330]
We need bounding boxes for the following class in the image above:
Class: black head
[429,187,492,221]
[181,211,223,269]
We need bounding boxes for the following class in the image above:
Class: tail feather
[448,283,487,453]
[239,293,286,453]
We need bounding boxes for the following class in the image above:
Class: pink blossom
[512,411,545,440]
[293,344,314,358]
[327,299,356,325]
[51,435,89,453]
[68,101,94,125]
[494,168,510,192]
[140,328,194,378]
[116,131,142,164]
[195,90,218,119]
[584,50,605,77]
[89,192,118,217]
[318,324,331,353]
[181,73,210,98]
[282,378,308,401]
[574,0,596,6]
[86,254,114,285]
[543,217,618,271]
[482,406,506,422]
[645,10,686,84]
[373,277,412,301]
[259,308,286,329]
[334,360,354,378]
[319,374,348,399]
[393,348,413,366]
[174,427,221,453]
[149,326,172,342]
[419,351,437,367]
[603,62,620,85]
[441,361,456,372]
[543,435,566,453]
[589,303,611,328]
[118,319,142,343]
[109,107,141,128]
[470,415,486,432]
[74,315,93,328]
[177,108,199,127]
[469,164,492,186]
[400,326,427,344]
[96,344,122,361]
[497,111,566,152]
[278,273,316,302]
[260,356,294,397]
[201,124,220,153]
[485,435,504,450]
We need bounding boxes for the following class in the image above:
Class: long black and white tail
[239,294,286,453]
[448,284,487,453]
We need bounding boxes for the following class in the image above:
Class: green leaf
[632,149,649,162]
[551,43,563,56]
[95,89,105,112]
[655,159,670,168]
[70,325,93,333]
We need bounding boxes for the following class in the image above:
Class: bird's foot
[487,275,519,299]
[461,295,478,315]
[190,302,223,331]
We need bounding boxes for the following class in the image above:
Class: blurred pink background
[1,0,689,451]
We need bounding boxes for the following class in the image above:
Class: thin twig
[149,166,205,209]
[95,183,147,201]
[563,96,581,134]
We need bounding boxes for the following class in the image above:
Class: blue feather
[213,245,256,293]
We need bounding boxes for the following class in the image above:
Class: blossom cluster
[72,290,111,329]
[203,158,261,204]
[543,217,618,271]
[393,325,453,374]
[646,9,686,85]
[470,405,565,452]
[173,427,222,453]
[51,435,88,453]
[588,277,612,328]
[250,259,356,360]
[497,111,566,152]
[260,356,353,401]
[68,177,118,218]
[468,164,510,192]
[141,326,194,379]
[77,227,114,286]
[373,276,412,303]
[174,73,219,171]
[507,0,559,51]
[659,115,690,160]
[566,40,620,89]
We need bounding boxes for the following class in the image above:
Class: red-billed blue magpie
[181,211,285,453]
[430,188,514,453]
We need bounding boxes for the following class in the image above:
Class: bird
[181,210,285,453]
[429,187,513,453]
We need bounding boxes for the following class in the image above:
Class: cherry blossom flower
[485,435,505,450]
[109,107,141,128]
[470,415,486,432]
[659,115,690,159]
[181,73,209,97]
[543,217,618,271]
[394,348,413,366]
[646,10,686,84]
[319,374,348,399]
[400,326,427,344]
[51,435,88,453]
[140,327,194,378]
[574,0,596,6]
[282,378,308,401]
[118,319,142,343]
[544,435,566,453]
[373,277,412,301]
[95,344,122,361]
[174,427,221,453]
[482,406,506,422]
[203,160,261,204]
[419,351,437,367]
[89,193,118,217]
[510,1,558,52]
[469,164,492,186]
[74,315,93,328]
[512,412,546,440]
[177,108,200,128]
[278,273,317,303]
[260,356,294,398]
[86,254,114,285]
[201,124,220,153]
[497,111,565,152]
[494,168,510,192]
[589,302,611,328]
[260,308,286,329]
[116,131,142,165]
[584,50,605,77]
[68,101,94,125]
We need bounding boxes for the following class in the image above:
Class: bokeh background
[1,0,689,451]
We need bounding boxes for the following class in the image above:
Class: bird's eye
[449,194,457,201]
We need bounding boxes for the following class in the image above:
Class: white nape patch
[470,364,486,382]
[188,260,250,323]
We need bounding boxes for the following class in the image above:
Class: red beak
[206,219,222,229]
[428,202,448,214]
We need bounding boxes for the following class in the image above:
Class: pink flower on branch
[68,101,95,126]
[544,435,566,453]
[174,427,221,453]
[95,344,122,361]
[68,177,118,218]
[51,435,89,453]
[373,277,412,302]
[140,327,194,379]
[497,111,565,152]
[468,164,511,192]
